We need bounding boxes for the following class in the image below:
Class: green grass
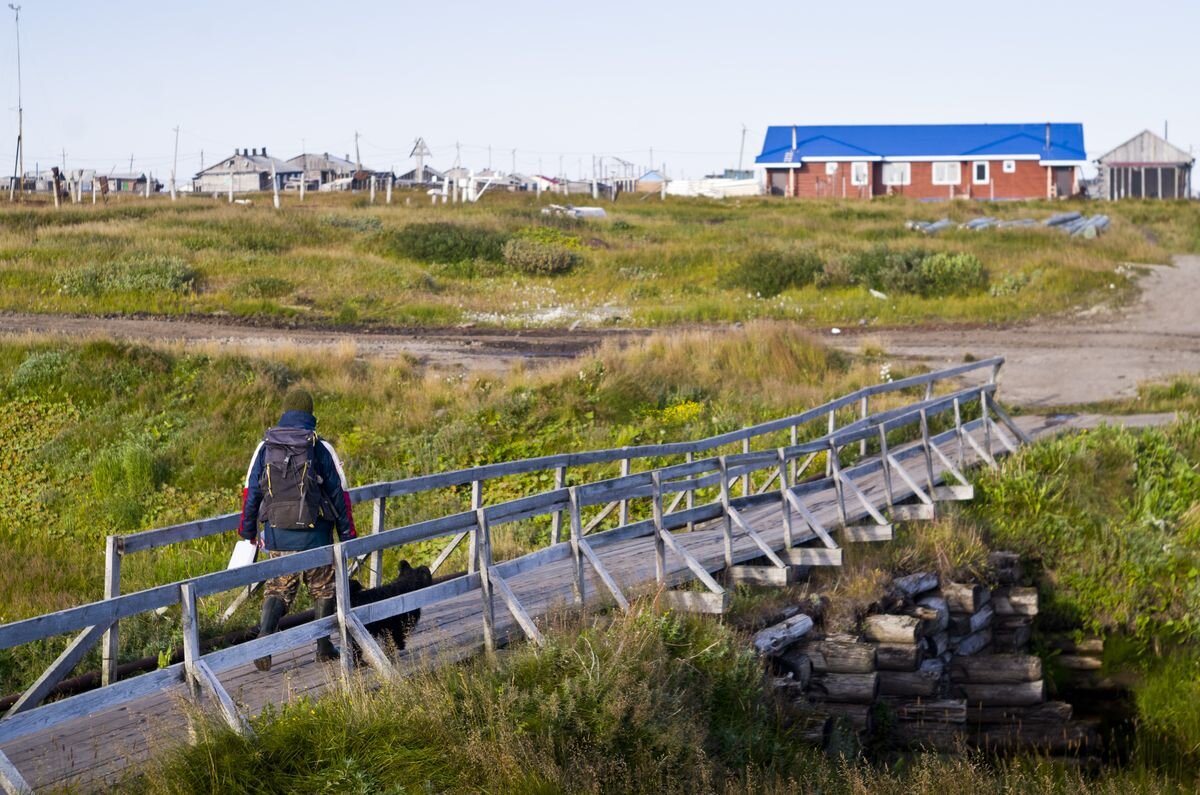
[0,192,1194,329]
[131,603,1192,795]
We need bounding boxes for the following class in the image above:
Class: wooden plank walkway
[0,412,1061,792]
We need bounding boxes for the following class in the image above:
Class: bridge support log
[180,583,250,737]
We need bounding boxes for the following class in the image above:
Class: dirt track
[0,313,641,373]
[832,255,1200,407]
[2,255,1197,405]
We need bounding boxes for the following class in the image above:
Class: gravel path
[834,255,1200,407]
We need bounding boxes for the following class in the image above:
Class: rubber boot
[254,596,287,672]
[314,597,340,663]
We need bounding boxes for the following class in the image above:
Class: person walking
[237,388,356,670]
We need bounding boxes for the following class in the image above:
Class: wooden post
[299,173,306,202]
[717,457,734,571]
[878,426,894,506]
[369,497,385,589]
[568,487,584,606]
[331,542,355,681]
[685,451,695,532]
[618,457,631,525]
[953,398,966,469]
[550,466,566,544]
[228,172,234,203]
[825,410,836,476]
[859,395,869,456]
[651,471,665,584]
[271,164,280,209]
[980,389,992,455]
[777,448,793,548]
[386,175,393,204]
[828,443,848,525]
[369,175,376,204]
[476,509,495,653]
[919,409,936,493]
[790,425,799,484]
[102,535,121,687]
[144,172,151,199]
[741,437,751,496]
[467,480,481,574]
[91,179,97,205]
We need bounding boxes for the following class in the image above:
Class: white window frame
[1002,159,1016,174]
[850,161,869,186]
[881,162,911,187]
[972,160,990,184]
[931,161,962,186]
[825,161,839,175]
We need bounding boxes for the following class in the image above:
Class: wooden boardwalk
[0,361,1065,792]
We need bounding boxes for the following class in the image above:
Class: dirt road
[0,313,639,373]
[834,255,1200,407]
[3,255,1196,404]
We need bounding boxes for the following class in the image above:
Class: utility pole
[737,123,747,173]
[8,4,22,201]
[170,126,179,200]
[488,144,492,171]
[511,148,516,175]
[129,154,134,175]
[354,131,361,171]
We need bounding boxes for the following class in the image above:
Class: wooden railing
[0,358,1028,793]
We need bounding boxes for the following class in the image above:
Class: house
[395,164,445,186]
[102,172,161,194]
[1095,130,1194,200]
[284,152,357,191]
[634,169,666,192]
[193,148,300,194]
[755,123,1087,200]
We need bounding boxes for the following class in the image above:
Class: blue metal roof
[756,124,1087,165]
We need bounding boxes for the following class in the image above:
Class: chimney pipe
[262,146,267,157]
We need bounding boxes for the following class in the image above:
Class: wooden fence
[0,357,1027,794]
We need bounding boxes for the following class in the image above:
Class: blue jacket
[237,410,357,551]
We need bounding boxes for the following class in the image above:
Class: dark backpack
[258,426,328,530]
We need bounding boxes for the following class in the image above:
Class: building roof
[637,169,666,182]
[286,152,358,173]
[1096,130,1194,166]
[756,124,1087,165]
[195,152,300,178]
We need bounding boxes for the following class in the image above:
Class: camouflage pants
[263,549,336,605]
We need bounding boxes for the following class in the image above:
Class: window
[881,162,911,186]
[973,161,990,184]
[850,162,869,186]
[825,162,839,175]
[1002,160,1016,174]
[931,162,962,185]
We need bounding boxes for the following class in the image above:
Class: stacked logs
[757,558,1099,758]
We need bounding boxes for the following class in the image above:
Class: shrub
[320,214,382,233]
[917,252,988,296]
[724,248,823,298]
[383,222,506,264]
[243,276,292,299]
[55,255,198,296]
[501,238,582,275]
[512,225,583,249]
[9,351,71,390]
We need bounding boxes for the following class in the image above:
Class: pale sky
[2,0,1196,181]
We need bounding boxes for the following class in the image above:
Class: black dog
[348,560,433,653]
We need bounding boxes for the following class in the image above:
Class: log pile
[758,556,1100,759]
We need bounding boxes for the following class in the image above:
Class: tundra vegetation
[0,321,1198,791]
[0,192,1197,328]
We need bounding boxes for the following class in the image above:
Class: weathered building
[285,152,357,191]
[193,148,300,194]
[756,123,1087,200]
[1096,130,1193,200]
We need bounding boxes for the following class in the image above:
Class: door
[1054,167,1074,198]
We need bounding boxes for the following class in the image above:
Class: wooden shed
[1096,130,1193,200]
